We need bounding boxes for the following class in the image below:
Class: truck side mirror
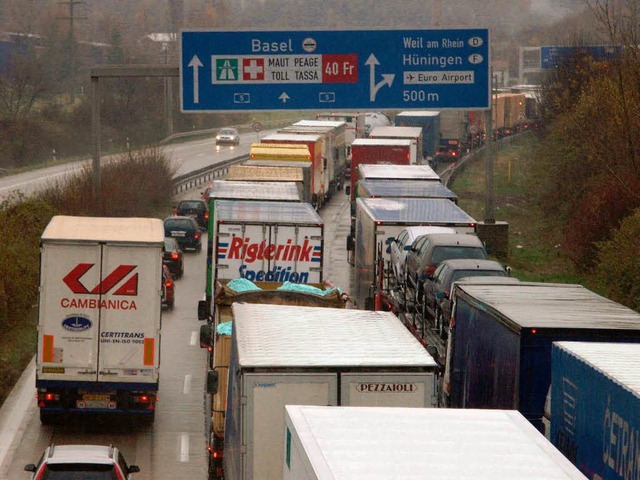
[206,370,219,395]
[345,185,350,196]
[197,299,209,321]
[346,235,354,251]
[199,324,213,349]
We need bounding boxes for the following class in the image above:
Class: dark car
[163,237,184,279]
[162,265,175,310]
[175,199,208,230]
[405,233,488,301]
[25,444,140,480]
[421,259,509,338]
[215,127,240,145]
[164,215,202,252]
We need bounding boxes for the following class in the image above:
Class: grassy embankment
[450,134,586,286]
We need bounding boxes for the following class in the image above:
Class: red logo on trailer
[63,263,139,296]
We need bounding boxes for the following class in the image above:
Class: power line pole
[58,0,86,100]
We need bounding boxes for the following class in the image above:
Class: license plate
[171,231,186,237]
[83,394,109,401]
[77,400,112,409]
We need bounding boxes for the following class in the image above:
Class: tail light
[195,232,200,239]
[422,264,437,278]
[165,280,173,288]
[205,212,209,220]
[171,252,179,260]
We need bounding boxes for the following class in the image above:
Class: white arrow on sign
[188,55,203,104]
[279,92,290,103]
[366,54,395,102]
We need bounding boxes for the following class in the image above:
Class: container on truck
[200,279,348,480]
[285,119,348,195]
[284,406,587,480]
[248,142,311,162]
[368,125,423,165]
[349,138,412,202]
[223,303,439,480]
[199,183,306,311]
[351,197,477,310]
[550,341,640,479]
[228,163,312,204]
[36,216,164,424]
[260,135,327,207]
[394,111,440,163]
[444,282,640,431]
[201,200,323,319]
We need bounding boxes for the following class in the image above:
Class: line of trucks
[32,105,626,479]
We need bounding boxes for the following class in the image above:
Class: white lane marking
[180,434,190,462]
[190,330,198,346]
[183,374,192,395]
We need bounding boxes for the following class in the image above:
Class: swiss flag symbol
[243,58,265,81]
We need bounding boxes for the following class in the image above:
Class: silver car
[215,127,240,145]
[387,226,457,285]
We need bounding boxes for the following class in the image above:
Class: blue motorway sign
[540,45,622,69]
[180,29,490,112]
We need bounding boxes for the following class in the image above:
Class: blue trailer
[550,342,640,480]
[394,111,440,163]
[443,282,640,431]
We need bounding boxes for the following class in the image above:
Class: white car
[387,226,457,285]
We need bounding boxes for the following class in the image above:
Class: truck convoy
[200,279,348,480]
[368,125,423,165]
[348,138,413,202]
[350,197,477,309]
[202,199,324,315]
[228,164,312,204]
[36,215,164,423]
[393,111,440,163]
[443,281,640,431]
[284,406,587,480]
[223,303,438,480]
[549,341,640,480]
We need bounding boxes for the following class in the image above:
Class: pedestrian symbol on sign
[216,59,238,81]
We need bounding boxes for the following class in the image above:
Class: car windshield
[43,464,117,479]
[164,238,176,250]
[165,219,193,230]
[219,129,236,135]
[451,270,506,283]
[431,246,486,264]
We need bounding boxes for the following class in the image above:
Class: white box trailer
[211,200,323,286]
[283,406,587,480]
[356,163,440,182]
[223,303,438,480]
[352,197,477,309]
[36,216,164,423]
[368,125,424,164]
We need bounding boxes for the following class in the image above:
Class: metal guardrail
[172,155,249,195]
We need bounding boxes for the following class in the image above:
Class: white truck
[351,197,477,309]
[199,200,324,321]
[36,215,164,424]
[201,279,348,480]
[284,406,587,480]
[223,303,438,480]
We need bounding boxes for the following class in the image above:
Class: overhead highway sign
[180,28,490,112]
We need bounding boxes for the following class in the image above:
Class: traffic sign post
[180,29,490,112]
